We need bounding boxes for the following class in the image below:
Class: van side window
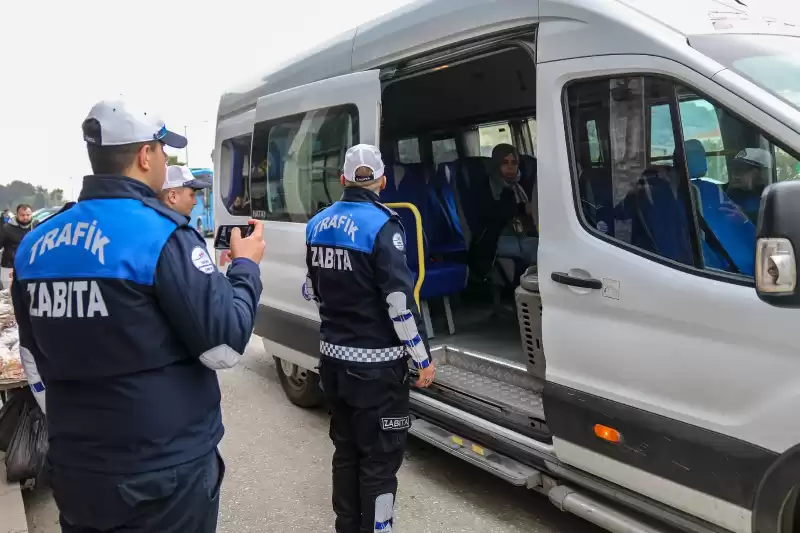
[776,146,800,181]
[650,99,728,183]
[432,138,458,166]
[218,134,252,217]
[250,104,358,222]
[524,118,537,156]
[397,137,421,164]
[568,76,695,264]
[568,75,800,280]
[478,123,513,157]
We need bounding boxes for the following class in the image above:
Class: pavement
[0,452,28,533]
[21,336,603,533]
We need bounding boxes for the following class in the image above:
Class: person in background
[0,210,8,249]
[304,144,435,533]
[11,99,265,533]
[726,148,773,224]
[158,165,211,223]
[469,143,537,283]
[0,204,34,289]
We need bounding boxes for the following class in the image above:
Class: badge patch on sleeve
[191,246,216,274]
[381,416,410,431]
[392,233,404,251]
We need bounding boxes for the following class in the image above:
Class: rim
[279,359,308,390]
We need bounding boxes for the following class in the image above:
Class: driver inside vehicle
[725,148,773,224]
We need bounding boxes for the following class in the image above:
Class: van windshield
[689,34,800,112]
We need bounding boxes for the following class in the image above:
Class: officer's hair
[86,141,160,175]
[15,204,31,213]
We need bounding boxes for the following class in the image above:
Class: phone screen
[214,224,254,250]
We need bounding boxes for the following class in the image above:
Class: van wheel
[273,356,323,408]
[780,485,800,533]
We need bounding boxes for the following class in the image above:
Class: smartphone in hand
[214,224,255,250]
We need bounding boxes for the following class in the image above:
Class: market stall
[0,288,47,486]
[0,288,25,402]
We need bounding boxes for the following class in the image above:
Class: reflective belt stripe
[320,341,404,363]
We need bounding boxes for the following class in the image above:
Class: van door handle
[551,272,603,290]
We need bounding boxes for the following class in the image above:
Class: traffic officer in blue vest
[11,99,265,533]
[304,143,436,533]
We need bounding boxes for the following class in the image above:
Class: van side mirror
[755,181,800,307]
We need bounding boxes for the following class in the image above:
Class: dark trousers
[320,358,411,533]
[48,449,225,533]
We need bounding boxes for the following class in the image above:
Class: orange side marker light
[594,424,622,443]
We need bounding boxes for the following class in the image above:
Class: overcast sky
[0,0,415,199]
[0,0,797,199]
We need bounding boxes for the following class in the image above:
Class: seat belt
[690,183,741,274]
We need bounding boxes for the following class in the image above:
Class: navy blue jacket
[304,188,429,367]
[11,175,262,474]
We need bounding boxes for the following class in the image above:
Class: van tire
[274,356,323,408]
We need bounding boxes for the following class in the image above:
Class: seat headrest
[682,139,708,179]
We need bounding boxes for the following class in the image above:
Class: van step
[409,418,542,487]
[434,363,545,420]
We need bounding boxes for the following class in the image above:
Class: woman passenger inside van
[469,143,538,283]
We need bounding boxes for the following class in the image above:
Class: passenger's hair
[86,141,159,175]
[16,204,31,213]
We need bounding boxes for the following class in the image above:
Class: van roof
[217,0,794,120]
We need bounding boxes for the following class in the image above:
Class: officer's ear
[380,176,387,190]
[340,175,346,186]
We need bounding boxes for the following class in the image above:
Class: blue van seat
[381,163,467,336]
[629,168,694,265]
[579,167,616,237]
[519,155,537,185]
[692,179,756,276]
[452,157,493,240]
[427,165,467,255]
[682,138,755,275]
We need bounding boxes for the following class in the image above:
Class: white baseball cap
[343,144,385,183]
[82,99,187,149]
[162,165,211,191]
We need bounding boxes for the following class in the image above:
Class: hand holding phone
[229,220,265,264]
[214,224,255,250]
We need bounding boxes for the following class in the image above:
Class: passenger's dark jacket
[469,172,535,280]
[0,218,33,268]
[11,175,263,474]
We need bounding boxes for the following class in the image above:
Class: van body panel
[351,0,538,69]
[538,53,800,456]
[218,29,357,120]
[536,51,800,532]
[251,70,382,326]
